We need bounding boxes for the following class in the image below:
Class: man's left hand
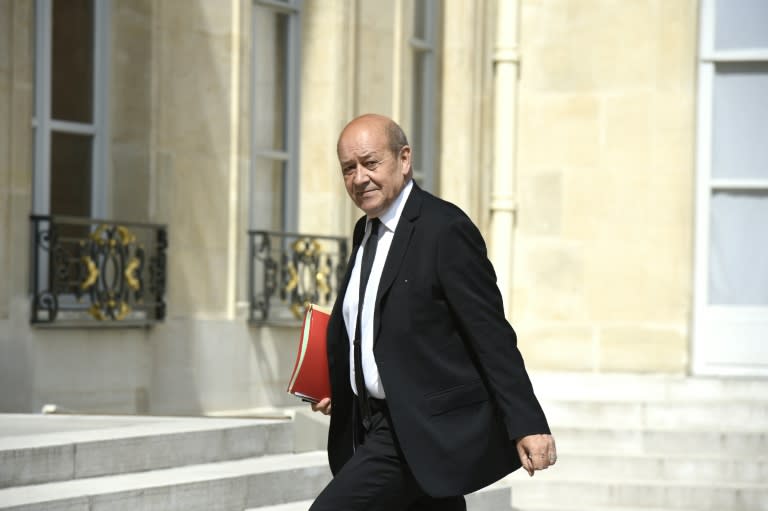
[515,434,557,476]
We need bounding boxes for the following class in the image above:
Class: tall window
[694,0,768,375]
[33,0,110,218]
[409,0,440,193]
[250,0,301,232]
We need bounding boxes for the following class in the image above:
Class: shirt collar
[371,178,413,234]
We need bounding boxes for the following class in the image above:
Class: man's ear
[399,145,412,173]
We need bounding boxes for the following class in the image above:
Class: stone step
[0,450,332,511]
[0,414,293,488]
[248,482,513,511]
[544,451,768,483]
[513,506,711,511]
[506,475,768,511]
[551,424,768,455]
[529,372,768,402]
[542,399,768,429]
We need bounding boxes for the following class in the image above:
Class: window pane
[708,191,768,305]
[253,5,289,152]
[711,63,768,180]
[414,0,428,40]
[52,0,93,123]
[50,132,92,218]
[715,0,768,50]
[251,158,285,231]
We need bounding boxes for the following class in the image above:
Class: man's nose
[352,165,370,185]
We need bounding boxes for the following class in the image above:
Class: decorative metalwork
[248,230,349,323]
[30,215,168,326]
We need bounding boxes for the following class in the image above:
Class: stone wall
[0,0,702,414]
[511,0,698,372]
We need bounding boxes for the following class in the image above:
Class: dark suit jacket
[325,184,550,497]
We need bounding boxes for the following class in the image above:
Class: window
[250,0,301,232]
[33,0,110,218]
[693,0,768,375]
[408,0,440,192]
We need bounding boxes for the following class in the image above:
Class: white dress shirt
[343,179,414,399]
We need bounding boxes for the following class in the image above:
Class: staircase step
[0,414,293,488]
[513,506,713,511]
[544,451,767,483]
[507,476,768,511]
[552,424,768,455]
[0,450,330,511]
[247,482,513,511]
[530,372,768,402]
[543,399,768,429]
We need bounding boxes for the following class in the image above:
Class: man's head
[337,114,412,218]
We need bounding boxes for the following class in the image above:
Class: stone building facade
[0,0,765,415]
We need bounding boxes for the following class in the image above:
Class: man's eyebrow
[340,152,380,165]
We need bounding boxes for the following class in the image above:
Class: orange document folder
[287,304,332,403]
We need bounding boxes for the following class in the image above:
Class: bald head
[337,114,410,161]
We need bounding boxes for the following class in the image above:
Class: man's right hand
[311,397,331,415]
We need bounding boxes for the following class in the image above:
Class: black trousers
[310,400,466,511]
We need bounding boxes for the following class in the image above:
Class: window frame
[408,0,440,193]
[249,0,302,233]
[32,0,111,218]
[692,0,768,375]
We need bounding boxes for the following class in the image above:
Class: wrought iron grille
[248,230,349,323]
[30,215,168,326]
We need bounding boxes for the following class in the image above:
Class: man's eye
[365,161,378,169]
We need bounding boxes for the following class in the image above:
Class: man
[310,114,555,510]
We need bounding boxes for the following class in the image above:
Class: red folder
[287,304,332,403]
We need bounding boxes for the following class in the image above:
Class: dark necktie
[354,217,380,430]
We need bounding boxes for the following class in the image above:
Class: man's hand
[515,434,557,477]
[311,397,331,415]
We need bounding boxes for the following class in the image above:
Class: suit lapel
[373,185,423,345]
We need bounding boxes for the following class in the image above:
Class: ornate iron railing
[30,215,167,326]
[248,230,349,324]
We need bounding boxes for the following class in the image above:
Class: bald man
[310,114,555,510]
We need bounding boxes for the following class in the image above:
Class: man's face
[337,121,411,218]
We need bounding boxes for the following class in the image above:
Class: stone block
[655,0,698,93]
[0,1,10,76]
[514,240,586,323]
[0,444,74,488]
[518,93,601,170]
[157,0,233,37]
[29,328,150,414]
[248,325,302,407]
[73,421,293,479]
[581,238,689,324]
[167,151,230,250]
[516,325,595,371]
[190,321,252,411]
[166,249,230,317]
[110,143,151,222]
[155,29,232,159]
[601,92,654,173]
[519,171,563,236]
[10,0,33,84]
[521,0,656,93]
[599,325,688,372]
[9,84,33,190]
[552,424,768,456]
[651,92,696,173]
[89,478,248,511]
[111,1,152,144]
